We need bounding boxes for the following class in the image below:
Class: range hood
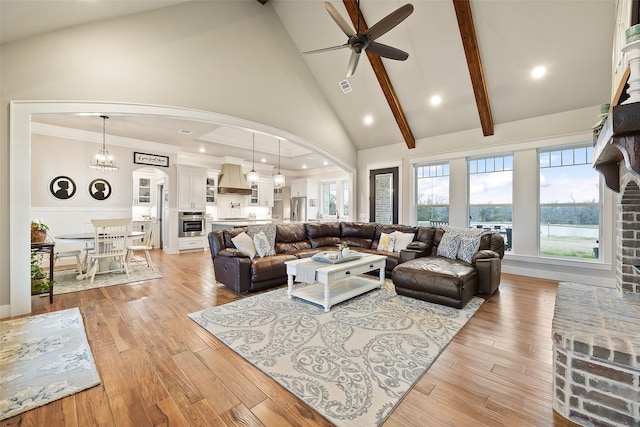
[217,163,252,195]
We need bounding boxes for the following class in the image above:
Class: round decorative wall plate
[49,175,77,200]
[89,178,112,201]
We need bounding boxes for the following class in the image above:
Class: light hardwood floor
[3,249,579,426]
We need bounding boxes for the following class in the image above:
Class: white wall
[358,107,616,287]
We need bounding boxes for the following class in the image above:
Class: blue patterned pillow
[247,224,276,256]
[457,236,481,263]
[437,232,460,259]
[253,231,271,258]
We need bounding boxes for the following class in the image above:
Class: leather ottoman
[391,257,479,309]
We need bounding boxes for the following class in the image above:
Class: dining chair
[86,218,131,283]
[44,234,84,279]
[126,220,156,271]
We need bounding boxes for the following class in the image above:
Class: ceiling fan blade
[364,3,414,42]
[346,51,360,77]
[367,41,409,61]
[302,43,348,55]
[324,2,356,37]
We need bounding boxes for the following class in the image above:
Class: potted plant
[31,219,49,243]
[31,250,55,294]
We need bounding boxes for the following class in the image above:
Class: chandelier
[88,115,118,172]
[247,133,259,183]
[273,139,285,188]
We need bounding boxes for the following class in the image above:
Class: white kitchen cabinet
[133,172,154,205]
[206,175,216,204]
[178,236,205,251]
[249,181,259,206]
[259,178,274,207]
[290,178,319,199]
[177,165,206,211]
[273,186,283,201]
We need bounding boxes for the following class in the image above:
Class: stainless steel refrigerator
[290,196,307,222]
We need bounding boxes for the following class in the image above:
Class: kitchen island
[210,219,273,231]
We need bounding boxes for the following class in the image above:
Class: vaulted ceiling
[1,0,615,169]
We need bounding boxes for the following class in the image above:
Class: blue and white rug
[189,280,483,427]
[0,307,101,421]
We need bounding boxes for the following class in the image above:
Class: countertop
[210,219,273,227]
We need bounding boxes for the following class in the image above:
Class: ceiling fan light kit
[304,1,414,77]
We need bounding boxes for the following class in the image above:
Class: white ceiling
[0,0,615,170]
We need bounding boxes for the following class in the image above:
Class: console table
[30,241,55,303]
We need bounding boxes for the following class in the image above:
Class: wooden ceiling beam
[343,0,416,149]
[453,0,494,136]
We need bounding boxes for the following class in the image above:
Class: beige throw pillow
[231,232,256,258]
[377,232,396,252]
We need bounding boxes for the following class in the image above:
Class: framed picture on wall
[134,152,169,167]
[89,178,112,201]
[49,175,77,200]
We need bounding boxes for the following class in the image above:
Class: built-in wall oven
[178,211,205,237]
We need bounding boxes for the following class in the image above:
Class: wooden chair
[126,220,156,271]
[86,218,131,283]
[44,234,84,279]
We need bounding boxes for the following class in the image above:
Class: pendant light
[247,133,259,183]
[88,115,118,172]
[273,139,285,188]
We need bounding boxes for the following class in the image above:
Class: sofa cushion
[437,232,460,259]
[393,231,415,252]
[377,232,396,251]
[341,222,377,239]
[248,224,276,256]
[231,232,256,258]
[456,236,481,263]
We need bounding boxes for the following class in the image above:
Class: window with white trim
[414,162,449,226]
[539,144,600,259]
[468,154,513,250]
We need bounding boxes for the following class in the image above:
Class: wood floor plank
[3,250,581,427]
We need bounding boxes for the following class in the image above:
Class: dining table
[55,231,145,278]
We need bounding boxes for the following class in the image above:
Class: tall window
[322,182,337,216]
[415,162,449,226]
[539,145,600,259]
[468,154,513,250]
[342,180,349,217]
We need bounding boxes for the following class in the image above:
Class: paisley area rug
[53,266,161,295]
[189,280,483,426]
[0,307,101,421]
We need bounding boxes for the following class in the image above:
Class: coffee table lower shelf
[290,276,381,311]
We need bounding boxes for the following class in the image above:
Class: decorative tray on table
[311,251,362,264]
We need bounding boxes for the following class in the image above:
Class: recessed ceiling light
[323,161,328,166]
[261,157,266,163]
[302,165,307,169]
[531,66,546,79]
[199,147,205,153]
[363,115,373,125]
[430,95,442,106]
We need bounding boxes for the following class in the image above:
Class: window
[415,162,449,226]
[322,182,337,216]
[539,145,600,259]
[342,180,349,217]
[468,155,513,250]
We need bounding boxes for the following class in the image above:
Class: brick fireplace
[551,103,640,426]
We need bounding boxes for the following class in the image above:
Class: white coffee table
[285,253,386,312]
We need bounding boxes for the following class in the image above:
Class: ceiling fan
[303,1,414,78]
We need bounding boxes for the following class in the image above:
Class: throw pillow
[247,224,276,256]
[457,236,481,263]
[253,231,271,258]
[377,232,396,252]
[231,232,256,258]
[437,232,460,259]
[393,231,415,252]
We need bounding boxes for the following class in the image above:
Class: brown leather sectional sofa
[207,221,505,308]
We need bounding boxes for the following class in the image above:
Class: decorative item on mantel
[592,103,610,143]
[622,24,640,104]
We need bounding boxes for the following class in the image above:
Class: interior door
[369,167,398,224]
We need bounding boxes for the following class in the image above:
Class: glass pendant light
[88,115,118,172]
[273,139,285,188]
[247,133,259,183]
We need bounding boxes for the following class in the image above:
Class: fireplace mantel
[594,102,640,192]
